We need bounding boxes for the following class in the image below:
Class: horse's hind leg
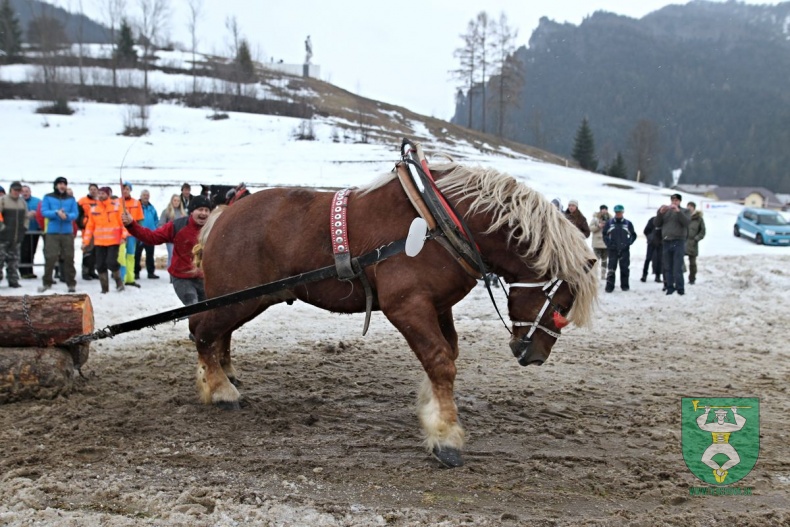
[383,302,465,467]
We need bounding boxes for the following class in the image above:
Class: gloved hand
[0,221,5,232]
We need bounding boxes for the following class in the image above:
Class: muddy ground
[1,255,789,526]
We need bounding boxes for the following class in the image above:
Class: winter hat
[188,195,211,214]
[0,185,5,194]
[10,181,23,190]
[614,204,625,213]
[123,181,133,190]
[687,201,697,208]
[671,193,682,201]
[54,176,68,186]
[599,204,608,210]
[551,198,562,210]
[99,186,112,196]
[568,199,579,207]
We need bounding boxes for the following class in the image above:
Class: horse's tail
[193,205,226,270]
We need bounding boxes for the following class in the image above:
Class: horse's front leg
[190,312,241,409]
[384,302,465,467]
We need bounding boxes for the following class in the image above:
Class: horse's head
[432,161,599,366]
[506,277,577,366]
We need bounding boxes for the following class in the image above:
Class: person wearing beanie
[77,183,100,280]
[564,199,590,239]
[685,201,706,285]
[589,205,610,279]
[0,181,29,288]
[122,194,211,315]
[602,204,637,293]
[120,182,144,286]
[38,177,79,292]
[655,193,691,295]
[82,186,127,293]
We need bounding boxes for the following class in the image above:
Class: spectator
[159,194,186,269]
[120,182,144,287]
[77,184,100,280]
[0,181,28,288]
[640,209,663,283]
[38,177,79,293]
[19,185,41,279]
[685,201,706,285]
[602,204,637,293]
[82,186,127,293]
[588,204,610,280]
[134,189,160,279]
[564,199,591,238]
[655,193,691,295]
[122,195,211,307]
[550,197,562,211]
[0,185,5,196]
[180,183,193,210]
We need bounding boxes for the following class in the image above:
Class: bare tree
[489,12,523,138]
[25,0,71,113]
[98,0,126,95]
[136,0,170,101]
[451,18,481,129]
[627,119,661,182]
[475,11,493,134]
[186,0,203,95]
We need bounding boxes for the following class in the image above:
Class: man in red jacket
[121,195,211,306]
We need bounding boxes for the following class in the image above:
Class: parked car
[733,207,790,245]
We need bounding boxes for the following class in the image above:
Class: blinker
[552,311,569,329]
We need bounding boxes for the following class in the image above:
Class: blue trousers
[662,239,686,293]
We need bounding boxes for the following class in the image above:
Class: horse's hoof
[228,377,243,387]
[214,400,241,411]
[432,446,464,468]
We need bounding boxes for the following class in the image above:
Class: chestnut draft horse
[190,161,598,467]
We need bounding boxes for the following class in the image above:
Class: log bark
[0,294,94,348]
[0,347,75,403]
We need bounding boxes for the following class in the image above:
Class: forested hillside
[453,1,790,192]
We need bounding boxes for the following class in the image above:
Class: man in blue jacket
[602,204,637,293]
[38,177,79,293]
[20,185,41,279]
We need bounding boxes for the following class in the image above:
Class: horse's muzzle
[510,337,546,367]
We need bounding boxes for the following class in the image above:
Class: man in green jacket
[685,201,706,285]
[655,193,691,295]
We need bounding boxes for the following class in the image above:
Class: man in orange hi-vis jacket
[82,186,127,293]
[121,181,144,287]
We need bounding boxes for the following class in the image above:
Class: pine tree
[115,19,137,65]
[235,39,255,82]
[0,0,22,63]
[572,117,598,171]
[607,152,628,179]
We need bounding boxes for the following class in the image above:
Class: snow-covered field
[1,100,788,526]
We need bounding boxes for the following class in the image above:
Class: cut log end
[0,347,75,403]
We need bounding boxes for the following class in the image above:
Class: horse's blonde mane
[192,205,226,269]
[362,161,598,327]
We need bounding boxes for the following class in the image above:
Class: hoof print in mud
[432,446,464,468]
[214,400,241,411]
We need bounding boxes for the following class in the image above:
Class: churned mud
[1,254,789,526]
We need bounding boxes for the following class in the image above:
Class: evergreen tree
[572,117,598,171]
[235,38,255,82]
[115,18,137,65]
[607,152,628,179]
[0,0,22,63]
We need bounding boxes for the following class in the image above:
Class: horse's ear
[584,258,597,274]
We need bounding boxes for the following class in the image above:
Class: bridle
[508,278,570,340]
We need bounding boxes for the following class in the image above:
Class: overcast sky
[79,0,776,120]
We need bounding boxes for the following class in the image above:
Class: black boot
[640,274,647,282]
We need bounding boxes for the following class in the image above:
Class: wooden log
[0,347,75,403]
[0,294,94,348]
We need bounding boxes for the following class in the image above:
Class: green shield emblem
[682,398,759,486]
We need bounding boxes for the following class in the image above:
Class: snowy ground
[1,101,789,526]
